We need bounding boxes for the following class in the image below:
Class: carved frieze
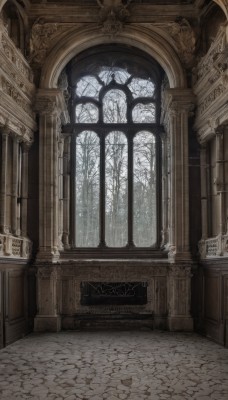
[194,27,227,85]
[1,77,32,115]
[198,83,226,116]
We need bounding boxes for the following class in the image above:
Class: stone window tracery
[65,46,164,256]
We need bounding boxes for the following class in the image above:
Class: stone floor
[0,331,228,400]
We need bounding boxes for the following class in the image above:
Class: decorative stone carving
[1,77,32,114]
[167,18,196,68]
[199,234,228,258]
[29,20,80,65]
[0,26,33,83]
[0,234,32,259]
[154,18,196,68]
[96,0,132,36]
[198,83,227,116]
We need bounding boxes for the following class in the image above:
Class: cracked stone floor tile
[0,331,228,399]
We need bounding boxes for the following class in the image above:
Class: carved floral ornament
[96,0,132,36]
[154,18,196,68]
[29,20,81,65]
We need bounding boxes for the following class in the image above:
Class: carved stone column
[35,89,68,262]
[34,266,62,332]
[200,145,209,240]
[58,136,64,250]
[168,265,193,331]
[21,142,31,237]
[0,125,10,234]
[11,135,19,236]
[215,126,226,234]
[162,89,196,262]
[63,136,71,248]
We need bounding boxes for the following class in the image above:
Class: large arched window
[66,46,164,257]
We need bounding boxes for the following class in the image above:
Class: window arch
[66,45,164,257]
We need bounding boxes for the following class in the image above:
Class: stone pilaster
[11,135,19,236]
[35,89,69,262]
[21,141,33,238]
[34,266,62,332]
[58,136,64,250]
[162,89,196,262]
[0,125,10,234]
[215,126,226,236]
[167,264,193,331]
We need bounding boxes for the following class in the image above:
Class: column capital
[161,88,196,126]
[166,88,196,114]
[0,123,11,137]
[35,89,70,124]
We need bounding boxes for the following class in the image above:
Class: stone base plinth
[168,317,193,331]
[34,316,61,332]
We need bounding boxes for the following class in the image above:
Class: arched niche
[0,0,27,53]
[39,25,186,90]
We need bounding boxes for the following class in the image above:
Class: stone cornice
[27,4,198,23]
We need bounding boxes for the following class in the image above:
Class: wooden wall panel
[0,271,4,349]
[204,274,220,322]
[0,263,35,347]
[195,262,228,346]
[8,271,25,321]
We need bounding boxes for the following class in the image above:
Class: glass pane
[99,68,131,85]
[76,76,102,99]
[132,103,155,123]
[76,131,100,247]
[133,131,156,246]
[105,131,128,247]
[128,78,155,98]
[75,103,99,123]
[103,90,127,123]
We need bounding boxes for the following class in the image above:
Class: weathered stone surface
[0,331,228,399]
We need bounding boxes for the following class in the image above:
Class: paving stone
[0,331,228,399]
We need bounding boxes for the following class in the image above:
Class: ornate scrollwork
[96,0,132,36]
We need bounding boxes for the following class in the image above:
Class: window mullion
[99,133,106,247]
[128,135,134,247]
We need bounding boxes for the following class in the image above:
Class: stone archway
[39,25,186,90]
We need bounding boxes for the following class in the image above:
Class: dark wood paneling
[204,274,220,322]
[8,271,25,321]
[0,271,4,349]
[0,263,36,347]
[195,261,228,346]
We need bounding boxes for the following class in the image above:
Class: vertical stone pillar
[63,136,71,248]
[34,89,69,332]
[200,145,209,240]
[35,90,66,262]
[21,142,30,237]
[164,89,196,262]
[215,126,226,235]
[34,266,62,332]
[11,135,19,236]
[198,144,209,258]
[0,126,10,234]
[58,136,64,250]
[168,265,193,331]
